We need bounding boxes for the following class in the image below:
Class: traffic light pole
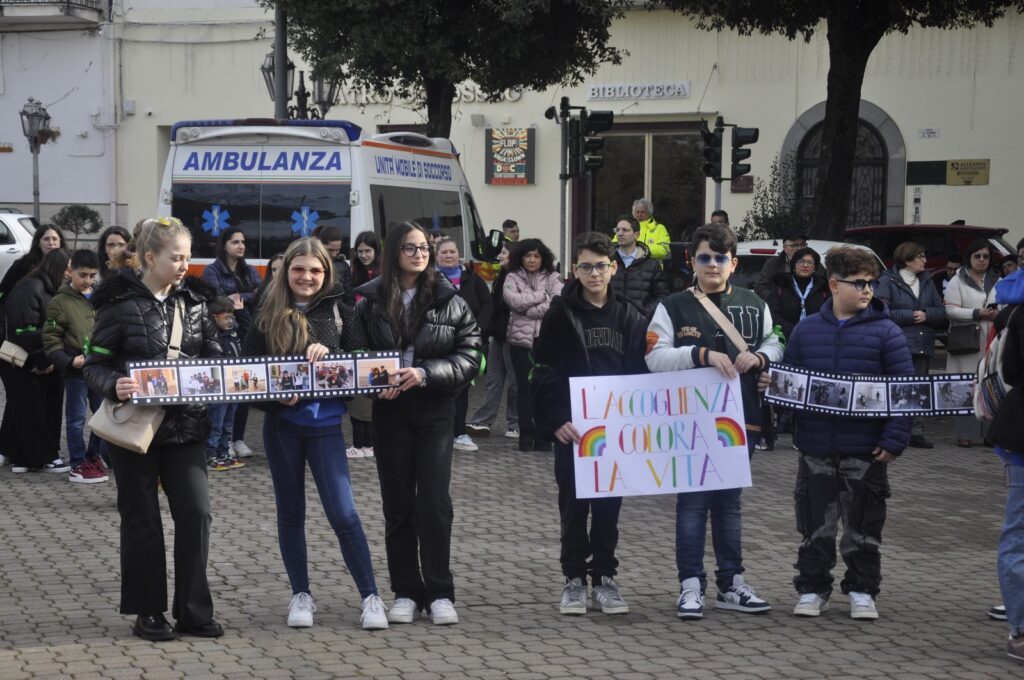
[559,106,569,276]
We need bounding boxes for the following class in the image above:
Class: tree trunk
[423,77,456,138]
[811,7,888,241]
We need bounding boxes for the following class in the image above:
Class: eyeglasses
[835,278,876,291]
[694,253,732,267]
[914,254,928,260]
[574,262,612,276]
[972,253,990,260]
[793,259,816,267]
[400,244,431,257]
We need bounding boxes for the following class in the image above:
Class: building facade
[1,2,1022,254]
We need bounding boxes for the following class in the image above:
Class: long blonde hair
[255,238,335,354]
[132,217,190,270]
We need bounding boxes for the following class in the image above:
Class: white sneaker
[793,593,829,617]
[677,577,704,619]
[387,597,419,624]
[360,594,389,630]
[0,454,6,466]
[287,592,316,628]
[849,592,878,620]
[453,434,478,452]
[429,598,458,625]
[360,447,374,458]
[232,440,254,458]
[346,447,361,458]
[44,458,70,473]
[11,464,29,474]
[504,429,520,439]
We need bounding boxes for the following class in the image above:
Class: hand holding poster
[569,368,751,499]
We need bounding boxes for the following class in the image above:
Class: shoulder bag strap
[166,298,184,360]
[692,289,749,354]
[332,300,344,334]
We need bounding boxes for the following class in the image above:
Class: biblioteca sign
[587,81,691,100]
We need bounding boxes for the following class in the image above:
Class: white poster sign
[569,368,751,499]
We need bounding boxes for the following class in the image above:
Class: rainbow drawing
[715,417,746,448]
[578,426,606,458]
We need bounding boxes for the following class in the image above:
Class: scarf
[439,264,462,289]
[792,275,814,320]
[899,268,920,298]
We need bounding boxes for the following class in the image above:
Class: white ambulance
[157,119,493,270]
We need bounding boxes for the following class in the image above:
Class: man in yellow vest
[630,198,671,262]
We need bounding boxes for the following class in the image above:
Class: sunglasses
[694,253,732,266]
[835,278,876,292]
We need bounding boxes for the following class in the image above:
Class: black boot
[133,614,176,641]
[175,619,224,638]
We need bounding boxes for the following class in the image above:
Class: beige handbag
[88,299,184,454]
[0,340,29,367]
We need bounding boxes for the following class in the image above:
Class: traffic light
[731,126,759,178]
[573,109,614,176]
[701,125,723,179]
[567,115,582,178]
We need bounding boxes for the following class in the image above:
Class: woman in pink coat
[503,238,563,452]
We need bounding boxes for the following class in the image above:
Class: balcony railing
[0,0,105,29]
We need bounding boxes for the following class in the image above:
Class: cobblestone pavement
[0,382,1018,680]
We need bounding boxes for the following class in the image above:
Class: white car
[732,239,885,291]
[0,209,39,283]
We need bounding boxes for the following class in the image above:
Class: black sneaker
[909,435,934,449]
[715,575,771,613]
[989,604,1008,621]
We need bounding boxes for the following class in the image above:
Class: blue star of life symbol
[291,206,320,237]
[201,205,230,237]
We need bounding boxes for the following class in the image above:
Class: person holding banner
[355,221,481,626]
[645,223,783,619]
[781,246,913,620]
[84,217,224,641]
[531,232,648,616]
[242,237,388,631]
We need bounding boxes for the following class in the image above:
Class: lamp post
[20,97,51,221]
[259,7,340,120]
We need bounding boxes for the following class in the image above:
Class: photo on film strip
[808,376,853,413]
[131,367,180,399]
[356,355,400,388]
[268,361,311,394]
[314,358,356,393]
[178,365,224,397]
[767,367,808,405]
[852,381,888,414]
[934,377,974,412]
[889,381,933,412]
[224,362,268,396]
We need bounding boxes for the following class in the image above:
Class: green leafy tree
[658,0,1018,239]
[738,153,799,241]
[52,204,103,249]
[262,0,626,137]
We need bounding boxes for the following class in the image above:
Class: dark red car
[844,224,1016,274]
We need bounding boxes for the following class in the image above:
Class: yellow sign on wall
[946,159,990,186]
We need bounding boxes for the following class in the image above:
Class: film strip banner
[127,351,402,405]
[764,363,976,418]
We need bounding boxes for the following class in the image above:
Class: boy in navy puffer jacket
[206,296,243,471]
[782,246,913,621]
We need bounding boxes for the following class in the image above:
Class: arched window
[796,121,888,228]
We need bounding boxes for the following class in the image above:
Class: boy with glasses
[779,246,913,620]
[531,232,648,616]
[645,223,783,619]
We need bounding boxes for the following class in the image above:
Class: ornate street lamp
[20,97,51,221]
[313,76,341,119]
[259,50,294,105]
[260,52,338,120]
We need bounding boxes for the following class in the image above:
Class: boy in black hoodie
[531,232,648,616]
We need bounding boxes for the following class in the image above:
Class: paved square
[0,383,1018,679]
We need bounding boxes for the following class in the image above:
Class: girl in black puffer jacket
[355,221,481,626]
[84,217,223,642]
[5,248,70,472]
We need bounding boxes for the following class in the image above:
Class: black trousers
[231,403,250,442]
[5,366,62,468]
[454,385,469,437]
[509,345,536,448]
[373,391,456,606]
[793,453,890,597]
[554,441,622,585]
[911,354,931,437]
[107,441,214,627]
[351,417,374,448]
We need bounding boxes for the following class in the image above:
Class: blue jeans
[65,377,102,467]
[263,415,378,599]
[999,464,1024,637]
[676,439,757,592]
[206,403,237,459]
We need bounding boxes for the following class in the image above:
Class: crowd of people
[0,202,1019,663]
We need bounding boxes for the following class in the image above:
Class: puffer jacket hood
[84,269,222,447]
[355,271,481,394]
[782,296,915,458]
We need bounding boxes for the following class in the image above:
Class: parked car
[731,239,884,291]
[844,223,1014,273]
[0,209,39,283]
